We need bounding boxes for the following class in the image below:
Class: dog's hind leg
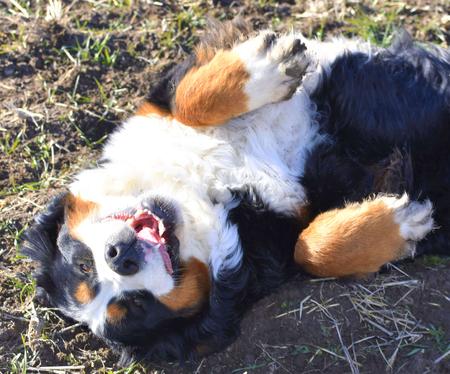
[173,31,312,126]
[294,194,435,278]
[139,23,312,127]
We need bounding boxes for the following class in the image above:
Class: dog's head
[22,189,251,361]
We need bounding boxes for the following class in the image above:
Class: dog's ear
[21,192,69,305]
[21,192,68,261]
[33,192,68,243]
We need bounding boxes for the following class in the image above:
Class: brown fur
[159,258,210,314]
[65,194,97,234]
[174,50,250,126]
[106,303,127,324]
[294,198,406,277]
[136,101,172,118]
[74,281,94,304]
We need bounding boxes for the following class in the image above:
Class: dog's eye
[79,263,92,274]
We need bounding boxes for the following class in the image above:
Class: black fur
[304,32,450,254]
[145,55,196,112]
[21,193,67,305]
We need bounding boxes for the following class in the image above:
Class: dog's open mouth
[108,209,175,274]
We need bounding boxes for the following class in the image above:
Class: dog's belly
[200,90,325,214]
[85,90,324,218]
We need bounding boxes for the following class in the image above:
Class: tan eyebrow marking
[74,281,94,304]
[65,193,98,235]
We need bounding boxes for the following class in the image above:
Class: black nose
[105,241,140,276]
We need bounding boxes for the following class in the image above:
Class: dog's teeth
[158,220,165,235]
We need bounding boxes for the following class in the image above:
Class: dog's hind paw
[234,31,313,110]
[381,194,435,257]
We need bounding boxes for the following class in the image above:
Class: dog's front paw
[381,194,435,257]
[233,31,312,110]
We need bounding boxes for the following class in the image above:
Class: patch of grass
[159,6,206,54]
[0,129,24,155]
[71,121,108,149]
[344,10,399,47]
[257,0,277,8]
[94,78,125,114]
[7,277,36,304]
[62,34,118,67]
[7,0,32,19]
[9,336,29,374]
[405,345,426,357]
[107,0,132,8]
[0,23,29,54]
[23,133,55,172]
[107,362,147,374]
[0,219,26,256]
[1,180,49,197]
[420,255,450,267]
[292,345,311,355]
[429,325,449,353]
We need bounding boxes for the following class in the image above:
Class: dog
[22,19,450,363]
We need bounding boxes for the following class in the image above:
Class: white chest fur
[98,89,321,215]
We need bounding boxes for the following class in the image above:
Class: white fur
[381,194,435,256]
[71,285,114,334]
[234,32,311,111]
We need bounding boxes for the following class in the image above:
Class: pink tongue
[158,246,173,275]
[137,227,173,274]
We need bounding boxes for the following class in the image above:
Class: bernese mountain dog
[21,19,450,364]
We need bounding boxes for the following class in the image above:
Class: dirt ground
[1,1,449,373]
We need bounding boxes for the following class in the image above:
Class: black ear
[33,192,68,242]
[21,192,68,262]
[21,192,68,303]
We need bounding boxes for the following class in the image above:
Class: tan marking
[106,303,127,324]
[159,258,210,314]
[65,193,97,235]
[174,50,250,127]
[135,101,172,118]
[294,198,405,277]
[74,281,94,304]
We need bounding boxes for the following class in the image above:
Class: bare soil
[1,1,449,373]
